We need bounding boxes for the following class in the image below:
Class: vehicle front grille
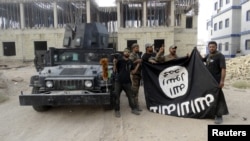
[60,68,86,75]
[53,79,85,90]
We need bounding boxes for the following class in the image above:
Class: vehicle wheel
[32,105,51,112]
[32,87,51,112]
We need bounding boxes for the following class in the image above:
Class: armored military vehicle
[19,23,116,112]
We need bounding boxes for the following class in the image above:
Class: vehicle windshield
[52,50,113,65]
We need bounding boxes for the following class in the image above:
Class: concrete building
[0,0,199,61]
[207,0,250,57]
[241,0,250,56]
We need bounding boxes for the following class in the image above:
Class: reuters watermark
[208,125,250,140]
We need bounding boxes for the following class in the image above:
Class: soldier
[203,41,229,124]
[113,48,140,118]
[129,43,143,111]
[153,45,179,63]
[142,43,156,62]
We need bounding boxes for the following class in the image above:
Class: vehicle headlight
[84,80,93,88]
[45,81,53,88]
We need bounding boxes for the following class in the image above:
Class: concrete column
[193,15,198,29]
[170,0,175,26]
[116,1,121,28]
[181,14,186,28]
[120,2,124,27]
[53,2,58,28]
[143,0,147,27]
[20,3,25,29]
[86,0,91,23]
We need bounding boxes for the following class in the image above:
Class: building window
[127,40,137,51]
[218,43,222,51]
[247,10,250,21]
[206,22,210,30]
[219,0,223,7]
[225,18,229,28]
[154,39,165,52]
[225,42,229,51]
[246,40,250,50]
[186,17,193,28]
[226,0,230,4]
[214,23,217,31]
[2,42,16,56]
[214,2,218,11]
[219,21,223,29]
[0,3,20,29]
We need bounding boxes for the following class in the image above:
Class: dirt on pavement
[0,61,250,141]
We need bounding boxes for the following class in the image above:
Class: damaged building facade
[0,0,199,61]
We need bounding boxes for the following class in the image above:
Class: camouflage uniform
[129,51,142,110]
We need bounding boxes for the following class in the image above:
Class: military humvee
[19,23,116,112]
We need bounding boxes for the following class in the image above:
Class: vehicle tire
[32,87,51,112]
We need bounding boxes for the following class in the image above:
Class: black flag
[142,48,228,119]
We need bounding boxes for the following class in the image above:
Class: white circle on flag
[158,66,188,99]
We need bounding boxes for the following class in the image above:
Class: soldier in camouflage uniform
[129,43,143,111]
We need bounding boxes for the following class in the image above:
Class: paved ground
[0,62,250,141]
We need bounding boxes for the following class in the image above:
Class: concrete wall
[117,26,197,56]
[240,0,250,55]
[241,1,250,31]
[241,34,250,55]
[215,37,240,57]
[0,29,65,61]
[0,26,197,61]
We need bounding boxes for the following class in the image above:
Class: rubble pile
[226,54,250,83]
